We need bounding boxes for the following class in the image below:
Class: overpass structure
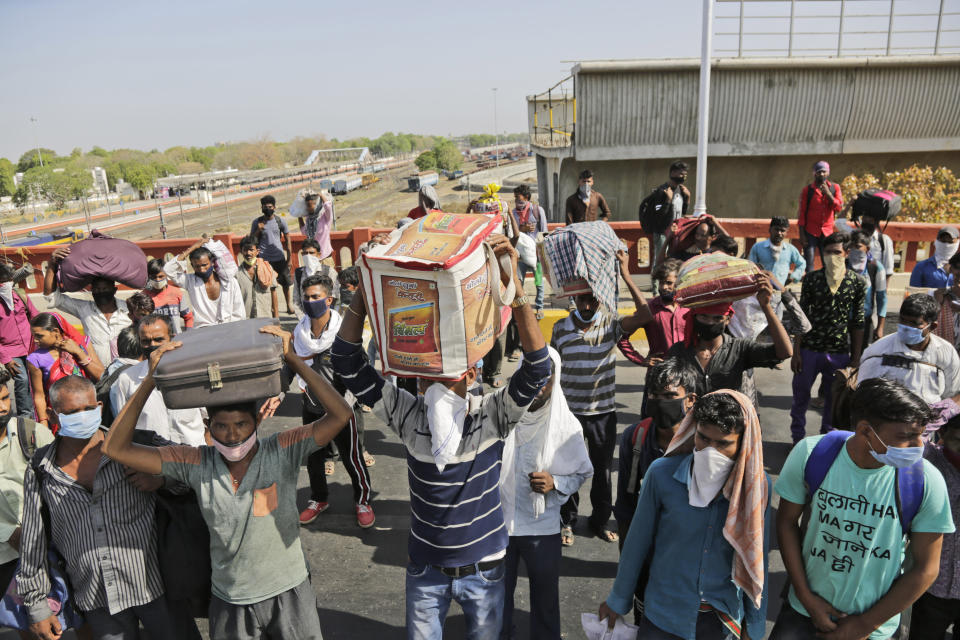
[528,55,960,222]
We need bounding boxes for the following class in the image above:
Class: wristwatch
[511,294,530,309]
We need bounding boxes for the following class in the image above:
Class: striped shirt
[18,431,163,620]
[550,311,623,415]
[331,337,551,568]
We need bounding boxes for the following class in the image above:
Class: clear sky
[0,0,706,161]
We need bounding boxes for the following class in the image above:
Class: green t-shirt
[775,435,954,639]
[159,426,320,605]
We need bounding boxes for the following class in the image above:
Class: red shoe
[356,503,376,528]
[299,500,329,525]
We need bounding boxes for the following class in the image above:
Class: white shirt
[45,291,132,366]
[671,189,684,220]
[869,231,895,276]
[858,332,960,404]
[162,259,245,328]
[110,359,207,446]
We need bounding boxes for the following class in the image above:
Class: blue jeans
[502,534,561,639]
[802,234,825,273]
[406,561,506,640]
[516,262,544,311]
[639,612,735,640]
[9,356,33,417]
[790,348,850,443]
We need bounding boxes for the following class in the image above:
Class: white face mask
[423,382,469,471]
[0,282,13,309]
[934,240,959,266]
[688,446,735,507]
[301,254,322,278]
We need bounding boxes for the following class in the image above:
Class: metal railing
[529,76,575,149]
[714,0,960,57]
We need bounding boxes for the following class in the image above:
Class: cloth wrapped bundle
[57,230,147,292]
[674,253,763,308]
[539,221,625,312]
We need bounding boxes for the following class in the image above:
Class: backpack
[804,430,924,536]
[15,417,40,461]
[831,355,943,430]
[624,418,654,495]
[803,182,838,218]
[638,189,662,234]
[94,362,134,426]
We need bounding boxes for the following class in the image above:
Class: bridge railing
[1,219,943,294]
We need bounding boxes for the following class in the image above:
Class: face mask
[147,278,167,291]
[262,208,274,216]
[92,291,114,306]
[860,221,876,235]
[848,249,868,272]
[672,175,685,185]
[694,317,725,340]
[868,426,924,469]
[573,308,599,326]
[424,382,469,472]
[648,397,687,431]
[688,445,735,507]
[301,254,322,277]
[304,298,329,319]
[934,240,959,265]
[339,288,355,308]
[57,407,102,440]
[0,282,13,308]
[815,174,826,185]
[897,324,926,346]
[579,184,591,198]
[824,253,846,293]
[197,265,216,281]
[141,344,159,357]
[243,255,258,267]
[659,289,675,304]
[212,430,258,462]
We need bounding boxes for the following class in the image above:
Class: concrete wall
[546,151,960,223]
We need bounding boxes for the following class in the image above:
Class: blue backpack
[804,430,924,536]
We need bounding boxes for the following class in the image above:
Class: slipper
[507,352,520,362]
[535,310,544,320]
[363,451,376,467]
[361,404,373,413]
[561,526,575,547]
[324,461,335,476]
[487,379,505,388]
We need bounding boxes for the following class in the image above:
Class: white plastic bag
[203,238,238,281]
[289,195,309,218]
[581,613,639,640]
[516,233,537,268]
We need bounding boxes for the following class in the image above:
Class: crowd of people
[0,165,956,640]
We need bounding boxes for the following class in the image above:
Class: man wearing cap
[797,161,844,273]
[911,226,960,289]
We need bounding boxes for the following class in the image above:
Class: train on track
[8,228,85,248]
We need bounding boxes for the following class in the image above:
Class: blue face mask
[897,324,926,346]
[197,265,216,281]
[868,426,924,469]
[304,298,329,319]
[573,308,599,326]
[56,407,102,440]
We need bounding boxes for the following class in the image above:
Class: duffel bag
[154,318,283,409]
[58,230,147,292]
[852,188,901,222]
[674,253,763,308]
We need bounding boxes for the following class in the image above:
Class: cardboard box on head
[360,212,515,380]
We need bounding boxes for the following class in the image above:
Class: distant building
[91,166,109,194]
[13,173,23,188]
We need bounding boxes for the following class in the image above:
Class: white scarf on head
[935,240,959,269]
[500,347,593,526]
[0,283,13,310]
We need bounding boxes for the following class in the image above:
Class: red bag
[58,231,148,292]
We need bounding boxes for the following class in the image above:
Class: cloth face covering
[57,407,102,439]
[688,445,736,507]
[648,397,687,430]
[848,249,868,272]
[301,254,322,278]
[197,265,216,281]
[147,279,167,291]
[824,253,846,294]
[213,430,258,462]
[0,282,12,309]
[424,382,470,472]
[303,299,328,319]
[935,240,959,268]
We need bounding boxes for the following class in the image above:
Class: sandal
[592,527,619,544]
[363,451,376,467]
[324,461,335,476]
[561,526,575,547]
[487,378,504,389]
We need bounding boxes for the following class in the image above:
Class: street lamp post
[493,88,499,170]
[176,188,187,237]
[693,0,714,215]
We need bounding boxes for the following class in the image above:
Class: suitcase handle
[483,242,516,307]
[207,363,223,390]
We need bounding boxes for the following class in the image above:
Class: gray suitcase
[153,318,283,410]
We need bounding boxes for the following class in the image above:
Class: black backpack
[638,189,661,234]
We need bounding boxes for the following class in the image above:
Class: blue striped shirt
[331,337,551,567]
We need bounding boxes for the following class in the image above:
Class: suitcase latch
[207,363,223,390]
